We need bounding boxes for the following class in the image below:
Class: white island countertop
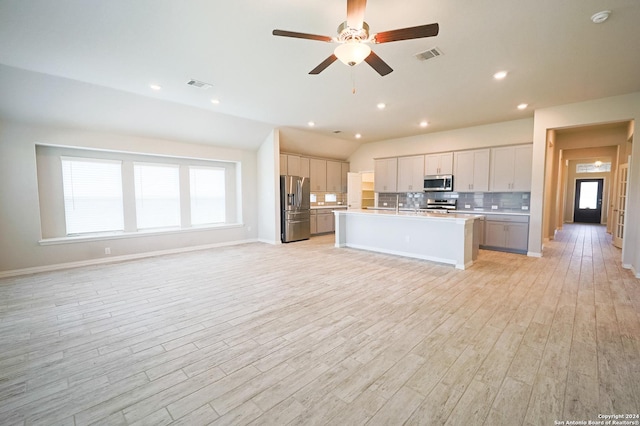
[333,209,483,269]
[342,208,485,221]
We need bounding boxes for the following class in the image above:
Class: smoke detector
[591,10,611,24]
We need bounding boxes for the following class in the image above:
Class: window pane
[576,162,611,173]
[579,181,598,209]
[134,163,180,229]
[61,158,124,234]
[190,167,226,225]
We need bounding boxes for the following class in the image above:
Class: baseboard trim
[0,238,260,279]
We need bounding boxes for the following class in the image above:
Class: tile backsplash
[311,192,347,207]
[377,191,530,212]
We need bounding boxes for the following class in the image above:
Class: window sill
[39,223,244,245]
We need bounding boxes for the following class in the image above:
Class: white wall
[0,120,259,275]
[531,92,640,276]
[257,129,281,244]
[348,118,534,172]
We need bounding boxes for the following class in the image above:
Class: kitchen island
[333,209,484,269]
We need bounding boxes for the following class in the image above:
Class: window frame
[36,145,240,244]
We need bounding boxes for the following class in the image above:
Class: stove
[422,198,457,213]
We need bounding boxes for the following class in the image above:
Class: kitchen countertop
[368,207,529,216]
[337,208,484,222]
[456,209,530,216]
[311,205,347,210]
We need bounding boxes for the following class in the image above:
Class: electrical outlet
[465,204,471,209]
[491,205,498,210]
[104,247,111,255]
[383,202,388,206]
[522,206,529,210]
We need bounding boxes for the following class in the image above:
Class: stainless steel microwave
[424,175,454,192]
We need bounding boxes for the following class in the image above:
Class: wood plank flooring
[0,224,638,425]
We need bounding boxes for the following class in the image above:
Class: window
[576,162,611,173]
[578,181,599,209]
[61,158,124,235]
[134,163,180,229]
[37,145,238,240]
[190,166,226,225]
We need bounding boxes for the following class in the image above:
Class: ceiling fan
[272,0,439,76]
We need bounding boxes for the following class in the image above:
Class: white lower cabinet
[316,210,333,234]
[311,208,346,234]
[310,211,317,234]
[483,215,529,253]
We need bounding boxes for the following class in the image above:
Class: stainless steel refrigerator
[281,175,310,243]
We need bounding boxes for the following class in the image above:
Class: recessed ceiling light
[517,103,528,110]
[591,10,611,24]
[210,99,220,105]
[420,120,429,128]
[377,103,386,110]
[355,133,362,139]
[493,71,508,80]
[308,121,315,127]
[149,84,162,91]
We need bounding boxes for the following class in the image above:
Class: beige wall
[561,146,619,225]
[0,120,259,275]
[531,92,640,276]
[348,118,534,172]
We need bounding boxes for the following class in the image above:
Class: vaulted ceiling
[0,0,639,153]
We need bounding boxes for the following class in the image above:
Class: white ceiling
[1,0,639,154]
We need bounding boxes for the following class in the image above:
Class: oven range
[421,198,457,213]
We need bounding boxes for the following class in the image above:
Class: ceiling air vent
[186,79,213,89]
[415,47,443,61]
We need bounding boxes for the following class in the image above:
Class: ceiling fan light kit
[335,41,371,66]
[272,0,439,76]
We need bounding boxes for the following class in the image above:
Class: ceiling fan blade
[309,54,338,75]
[365,51,393,76]
[346,0,367,29]
[373,23,439,44]
[272,29,333,43]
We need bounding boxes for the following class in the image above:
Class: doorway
[574,178,603,223]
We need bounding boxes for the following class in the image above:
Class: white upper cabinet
[374,158,398,193]
[454,149,490,192]
[424,152,453,175]
[309,158,327,192]
[490,145,533,192]
[286,155,300,177]
[397,155,425,192]
[299,157,310,178]
[326,160,342,192]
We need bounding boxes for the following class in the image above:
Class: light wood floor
[1,224,639,425]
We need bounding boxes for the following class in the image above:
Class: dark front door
[574,178,603,223]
